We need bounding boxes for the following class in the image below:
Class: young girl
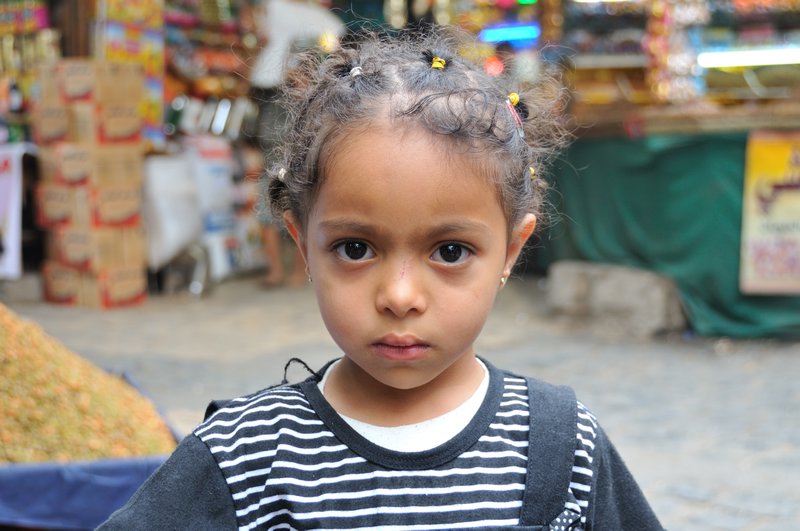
[100,28,662,530]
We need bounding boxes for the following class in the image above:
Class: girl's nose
[376,260,427,318]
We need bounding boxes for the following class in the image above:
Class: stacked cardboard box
[32,59,148,308]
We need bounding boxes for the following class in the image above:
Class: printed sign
[740,131,800,294]
[0,144,31,280]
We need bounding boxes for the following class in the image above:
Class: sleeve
[96,434,237,530]
[585,427,664,531]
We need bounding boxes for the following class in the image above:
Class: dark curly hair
[266,26,570,234]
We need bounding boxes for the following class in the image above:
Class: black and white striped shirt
[194,362,597,530]
[99,359,664,530]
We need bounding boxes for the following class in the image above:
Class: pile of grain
[0,303,177,463]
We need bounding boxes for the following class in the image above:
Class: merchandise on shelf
[0,1,50,36]
[0,1,60,144]
[95,0,167,152]
[558,0,652,126]
[555,0,800,134]
[562,0,648,59]
[644,0,710,103]
[698,0,800,101]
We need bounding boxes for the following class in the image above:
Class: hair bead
[508,92,520,106]
[277,168,287,182]
[349,66,363,77]
[431,57,446,70]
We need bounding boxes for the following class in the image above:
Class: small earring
[500,276,507,287]
[306,266,312,283]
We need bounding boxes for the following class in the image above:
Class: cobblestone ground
[3,274,799,530]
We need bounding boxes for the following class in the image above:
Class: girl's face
[286,124,535,393]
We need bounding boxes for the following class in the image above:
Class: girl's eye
[334,241,374,261]
[432,243,471,264]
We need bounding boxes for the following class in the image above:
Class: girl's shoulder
[193,381,317,441]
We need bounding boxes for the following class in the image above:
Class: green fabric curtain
[542,133,800,339]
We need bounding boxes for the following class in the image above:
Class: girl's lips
[371,336,430,361]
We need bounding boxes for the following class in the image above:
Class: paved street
[3,273,799,530]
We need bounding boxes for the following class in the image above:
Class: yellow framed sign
[740,131,800,294]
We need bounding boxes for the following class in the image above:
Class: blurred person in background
[249,0,345,287]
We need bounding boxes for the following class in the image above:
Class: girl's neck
[323,355,485,427]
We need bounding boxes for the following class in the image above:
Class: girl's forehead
[326,124,489,188]
[328,120,489,174]
[311,124,508,228]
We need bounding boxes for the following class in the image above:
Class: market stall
[545,132,800,338]
[535,0,800,338]
[0,0,347,305]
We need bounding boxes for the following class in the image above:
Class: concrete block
[546,260,687,337]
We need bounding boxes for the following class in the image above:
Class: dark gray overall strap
[520,377,578,526]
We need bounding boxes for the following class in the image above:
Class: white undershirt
[318,359,490,453]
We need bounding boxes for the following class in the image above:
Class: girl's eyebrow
[318,219,493,238]
[318,219,377,234]
[425,221,494,239]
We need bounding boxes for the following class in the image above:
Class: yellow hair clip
[529,167,537,180]
[431,57,446,70]
[508,92,520,106]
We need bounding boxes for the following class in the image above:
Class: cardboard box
[34,59,144,146]
[94,143,145,185]
[35,63,61,105]
[36,182,71,227]
[90,183,142,226]
[47,225,146,272]
[42,261,147,308]
[30,104,69,144]
[32,102,143,146]
[36,181,141,228]
[37,143,95,185]
[69,102,142,144]
[36,183,88,228]
[98,103,143,143]
[96,62,145,103]
[57,59,96,101]
[41,261,80,305]
[37,60,144,104]
[38,143,144,186]
[79,266,147,308]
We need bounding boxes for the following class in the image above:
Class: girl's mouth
[372,335,430,361]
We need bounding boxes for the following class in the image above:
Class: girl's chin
[350,364,434,392]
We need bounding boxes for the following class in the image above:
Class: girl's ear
[283,211,308,264]
[502,214,536,280]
